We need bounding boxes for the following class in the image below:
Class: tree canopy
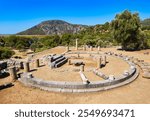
[111,10,148,50]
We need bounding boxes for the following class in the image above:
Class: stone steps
[49,55,68,68]
[55,58,68,68]
[51,55,63,62]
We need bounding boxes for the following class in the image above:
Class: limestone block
[108,75,115,81]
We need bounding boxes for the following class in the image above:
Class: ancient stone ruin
[17,45,141,93]
[1,42,149,92]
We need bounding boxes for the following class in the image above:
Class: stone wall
[19,51,139,93]
[19,64,138,93]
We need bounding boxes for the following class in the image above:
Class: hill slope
[141,18,150,26]
[17,20,86,35]
[141,18,150,30]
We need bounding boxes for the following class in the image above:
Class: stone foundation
[19,52,139,93]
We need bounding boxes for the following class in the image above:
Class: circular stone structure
[19,49,139,93]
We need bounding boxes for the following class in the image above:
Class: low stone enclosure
[18,51,140,93]
[2,43,149,93]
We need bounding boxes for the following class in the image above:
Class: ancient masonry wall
[19,52,139,93]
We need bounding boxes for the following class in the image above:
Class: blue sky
[0,0,150,34]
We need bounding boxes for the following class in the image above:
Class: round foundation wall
[19,51,139,93]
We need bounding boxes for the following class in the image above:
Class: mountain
[17,20,87,35]
[141,18,150,26]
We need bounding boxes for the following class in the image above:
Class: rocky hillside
[17,20,86,35]
[141,18,150,30]
[141,18,150,26]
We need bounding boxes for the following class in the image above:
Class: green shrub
[0,47,15,59]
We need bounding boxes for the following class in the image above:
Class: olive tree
[111,10,148,50]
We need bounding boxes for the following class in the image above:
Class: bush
[0,48,15,59]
